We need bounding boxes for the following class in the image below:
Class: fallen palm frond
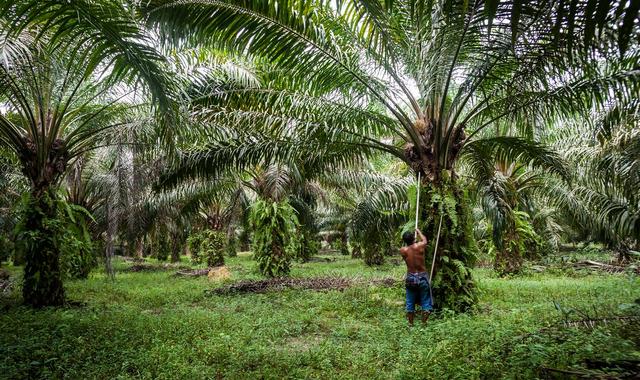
[541,358,640,380]
[206,276,397,295]
[570,260,640,274]
[174,267,232,280]
[561,315,640,329]
[525,260,639,275]
[174,268,211,277]
[497,314,640,379]
[126,263,192,272]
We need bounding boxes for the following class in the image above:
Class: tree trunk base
[23,249,65,307]
[420,179,477,312]
[22,192,65,307]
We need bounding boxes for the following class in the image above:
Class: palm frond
[3,0,175,111]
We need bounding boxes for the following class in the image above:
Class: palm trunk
[351,243,362,259]
[419,177,477,312]
[384,238,394,257]
[226,226,237,258]
[297,229,317,262]
[170,231,181,263]
[22,190,65,307]
[405,118,476,311]
[363,234,385,266]
[135,238,144,259]
[340,230,349,256]
[105,200,117,279]
[494,227,524,275]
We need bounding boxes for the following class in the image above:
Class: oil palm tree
[0,0,173,306]
[144,0,639,310]
[545,100,640,261]
[319,168,413,265]
[0,148,27,264]
[461,130,570,274]
[235,165,323,276]
[466,158,559,275]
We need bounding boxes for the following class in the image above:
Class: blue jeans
[405,272,433,313]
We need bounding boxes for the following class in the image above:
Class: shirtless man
[400,228,433,325]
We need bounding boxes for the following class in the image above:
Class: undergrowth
[0,253,638,379]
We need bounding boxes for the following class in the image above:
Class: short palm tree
[145,0,639,310]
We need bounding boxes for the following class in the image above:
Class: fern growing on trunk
[419,178,478,312]
[250,200,299,277]
[200,230,225,267]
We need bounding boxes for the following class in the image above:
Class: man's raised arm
[415,228,427,246]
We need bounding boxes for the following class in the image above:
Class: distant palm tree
[319,168,412,265]
[465,152,561,274]
[144,0,639,310]
[545,100,640,261]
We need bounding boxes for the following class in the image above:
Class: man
[400,228,433,326]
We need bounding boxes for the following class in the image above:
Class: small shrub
[187,233,205,264]
[200,230,225,267]
[296,231,319,262]
[250,199,298,277]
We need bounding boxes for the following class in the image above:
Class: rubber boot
[407,312,415,326]
[421,311,431,325]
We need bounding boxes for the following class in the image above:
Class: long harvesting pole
[414,172,421,239]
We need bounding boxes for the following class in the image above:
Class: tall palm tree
[144,0,639,310]
[0,0,173,306]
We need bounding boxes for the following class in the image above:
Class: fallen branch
[571,260,639,274]
[503,315,640,359]
[561,315,640,329]
[207,276,397,295]
[175,269,211,277]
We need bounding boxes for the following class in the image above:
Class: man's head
[402,231,415,246]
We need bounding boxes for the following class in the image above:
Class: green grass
[1,253,639,379]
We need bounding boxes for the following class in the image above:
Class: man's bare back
[400,228,427,273]
[400,228,432,325]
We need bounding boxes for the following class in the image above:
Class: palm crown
[145,0,639,182]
